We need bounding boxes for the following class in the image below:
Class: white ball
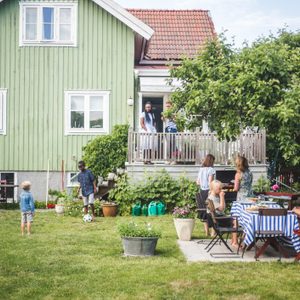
[83,214,93,223]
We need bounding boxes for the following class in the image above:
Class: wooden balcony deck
[127,130,266,165]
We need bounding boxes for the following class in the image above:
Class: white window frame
[64,90,110,135]
[0,89,7,135]
[67,172,80,188]
[19,2,78,47]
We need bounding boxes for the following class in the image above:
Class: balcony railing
[127,129,266,165]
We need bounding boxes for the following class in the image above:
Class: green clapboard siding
[0,0,135,171]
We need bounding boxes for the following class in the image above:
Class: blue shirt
[78,169,95,197]
[19,191,35,213]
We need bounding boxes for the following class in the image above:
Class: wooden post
[195,128,200,165]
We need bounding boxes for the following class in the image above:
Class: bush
[109,170,198,215]
[82,124,129,178]
[118,221,161,238]
[0,203,19,210]
[64,199,101,217]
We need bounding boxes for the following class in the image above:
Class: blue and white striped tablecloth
[231,201,280,221]
[240,210,300,253]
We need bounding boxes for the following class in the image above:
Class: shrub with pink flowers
[272,184,280,192]
[172,205,195,219]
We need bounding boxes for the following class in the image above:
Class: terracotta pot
[102,203,118,217]
[173,218,195,241]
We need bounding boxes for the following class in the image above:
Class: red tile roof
[128,9,216,61]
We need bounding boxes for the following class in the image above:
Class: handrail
[127,129,266,165]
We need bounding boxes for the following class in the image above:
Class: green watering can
[148,201,157,216]
[142,204,148,216]
[157,202,166,216]
[132,203,141,216]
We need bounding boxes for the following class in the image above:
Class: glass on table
[283,202,289,209]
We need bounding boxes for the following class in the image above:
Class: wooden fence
[127,130,266,165]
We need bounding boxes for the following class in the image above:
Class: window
[67,172,80,188]
[0,89,7,135]
[65,91,110,135]
[20,3,77,46]
[0,172,17,202]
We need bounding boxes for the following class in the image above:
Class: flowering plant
[172,205,195,219]
[272,184,280,192]
[118,221,161,238]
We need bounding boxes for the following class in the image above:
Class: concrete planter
[121,237,159,256]
[55,204,65,215]
[173,218,195,241]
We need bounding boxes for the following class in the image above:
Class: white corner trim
[0,89,7,135]
[92,0,154,40]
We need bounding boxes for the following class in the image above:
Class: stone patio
[177,239,297,263]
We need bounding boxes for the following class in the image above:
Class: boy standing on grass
[77,161,97,220]
[19,181,35,236]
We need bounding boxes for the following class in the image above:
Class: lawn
[0,210,300,300]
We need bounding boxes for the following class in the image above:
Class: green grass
[0,211,299,300]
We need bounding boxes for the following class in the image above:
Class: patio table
[231,201,280,227]
[240,209,300,253]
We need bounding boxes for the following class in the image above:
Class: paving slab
[177,239,297,263]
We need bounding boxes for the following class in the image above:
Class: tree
[82,124,129,178]
[169,30,300,169]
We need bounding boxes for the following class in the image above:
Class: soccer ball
[83,214,93,223]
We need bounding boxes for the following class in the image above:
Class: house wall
[0,0,135,172]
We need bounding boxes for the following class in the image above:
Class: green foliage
[118,221,161,238]
[48,189,70,204]
[0,203,19,210]
[82,124,129,178]
[109,170,198,215]
[64,199,101,217]
[252,176,271,193]
[169,30,300,169]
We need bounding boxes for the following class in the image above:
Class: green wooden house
[0,0,154,199]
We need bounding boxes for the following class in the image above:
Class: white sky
[117,0,300,47]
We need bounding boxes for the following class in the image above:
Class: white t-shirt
[197,167,216,190]
[140,112,156,133]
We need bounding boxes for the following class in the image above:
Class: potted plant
[173,205,195,241]
[101,200,118,217]
[49,189,68,215]
[118,221,161,256]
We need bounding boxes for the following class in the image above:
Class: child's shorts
[83,193,95,206]
[21,211,33,223]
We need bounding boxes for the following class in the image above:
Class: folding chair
[205,199,243,254]
[253,208,288,260]
[195,192,207,221]
[294,229,300,261]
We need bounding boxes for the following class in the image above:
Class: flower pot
[102,203,118,217]
[55,204,64,215]
[173,218,195,241]
[121,237,159,256]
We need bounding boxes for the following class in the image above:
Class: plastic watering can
[142,204,148,216]
[132,203,141,216]
[157,202,166,216]
[148,201,157,216]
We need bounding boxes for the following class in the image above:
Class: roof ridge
[127,9,210,12]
